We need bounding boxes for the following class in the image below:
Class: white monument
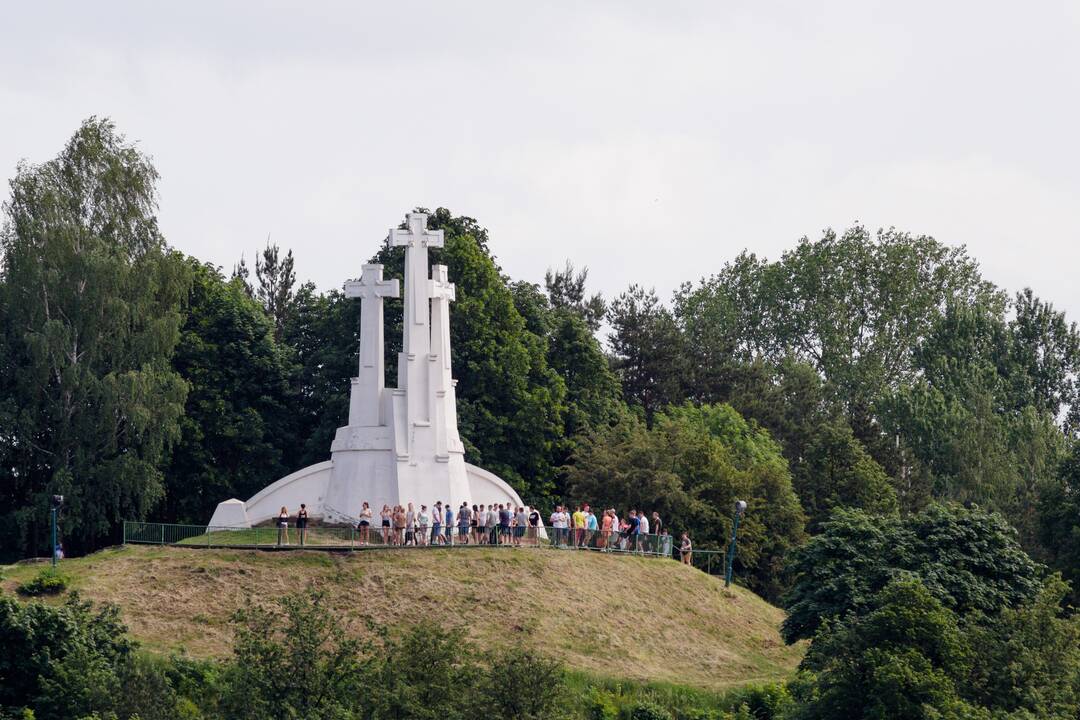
[208,213,525,527]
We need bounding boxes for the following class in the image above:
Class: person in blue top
[626,510,640,551]
[585,506,599,548]
[444,503,454,545]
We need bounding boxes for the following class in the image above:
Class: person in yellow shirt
[572,506,587,547]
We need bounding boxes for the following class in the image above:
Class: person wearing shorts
[486,504,498,545]
[380,504,392,544]
[277,506,290,546]
[528,506,540,545]
[457,503,471,543]
[393,505,406,545]
[418,505,430,546]
[514,507,526,546]
[444,503,454,545]
[358,502,373,545]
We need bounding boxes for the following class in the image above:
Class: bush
[588,689,619,720]
[479,646,564,720]
[721,683,792,719]
[17,567,69,596]
[630,702,674,720]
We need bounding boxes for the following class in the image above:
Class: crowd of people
[273,500,695,563]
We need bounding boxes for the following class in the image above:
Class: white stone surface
[207,498,252,529]
[212,213,525,526]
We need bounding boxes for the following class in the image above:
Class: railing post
[160,523,165,545]
[122,521,127,546]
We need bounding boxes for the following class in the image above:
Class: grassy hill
[2,545,803,691]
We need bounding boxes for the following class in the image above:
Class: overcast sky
[3,1,1079,324]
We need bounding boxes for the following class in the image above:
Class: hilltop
[3,545,802,691]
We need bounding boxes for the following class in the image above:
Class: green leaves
[781,504,1043,644]
[0,118,189,556]
[564,402,806,600]
[163,259,297,523]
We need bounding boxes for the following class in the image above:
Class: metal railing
[123,521,681,559]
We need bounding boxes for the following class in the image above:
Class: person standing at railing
[585,506,598,548]
[513,506,526,547]
[571,506,586,548]
[549,506,567,547]
[495,504,508,545]
[458,503,471,544]
[405,503,416,546]
[358,502,373,546]
[651,512,663,552]
[625,510,640,552]
[638,511,650,553]
[680,533,693,564]
[527,506,541,545]
[487,504,499,545]
[277,506,290,546]
[429,502,440,546]
[296,504,309,546]
[393,505,406,545]
[444,503,454,546]
[598,510,612,550]
[380,504,392,545]
[472,505,483,544]
[421,505,433,546]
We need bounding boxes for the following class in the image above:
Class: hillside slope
[3,545,802,690]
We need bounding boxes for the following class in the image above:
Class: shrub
[588,689,619,720]
[630,701,674,720]
[17,567,69,597]
[479,646,564,720]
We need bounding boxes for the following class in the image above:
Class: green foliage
[0,118,189,556]
[16,567,69,596]
[0,593,131,719]
[253,242,297,341]
[545,260,607,333]
[565,403,805,599]
[787,573,1080,719]
[163,259,297,522]
[789,419,897,531]
[478,646,565,720]
[782,504,1043,643]
[222,590,367,720]
[878,297,1071,543]
[676,228,997,423]
[1038,442,1080,599]
[629,702,673,720]
[609,284,687,424]
[788,578,978,720]
[962,575,1080,718]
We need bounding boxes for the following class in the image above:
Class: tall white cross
[429,264,455,377]
[344,264,399,426]
[389,213,444,355]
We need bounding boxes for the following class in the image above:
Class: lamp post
[725,500,747,588]
[50,495,64,567]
